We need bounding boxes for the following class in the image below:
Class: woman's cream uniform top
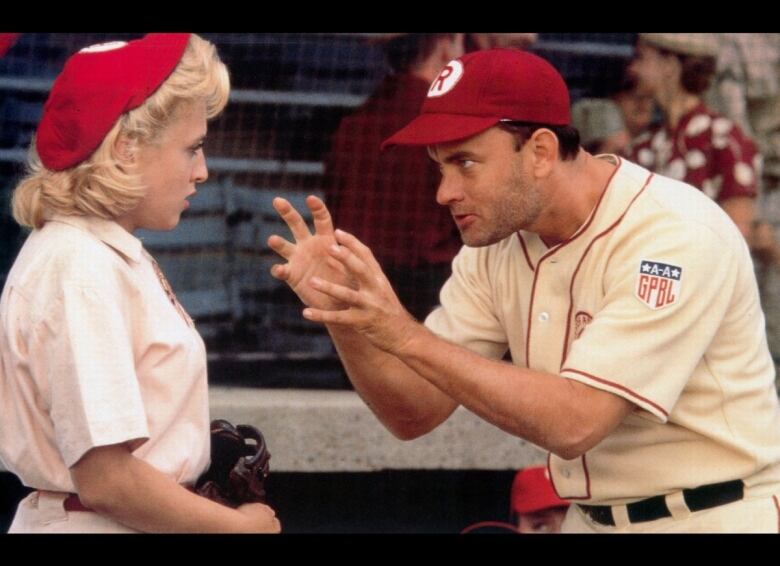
[0,214,210,496]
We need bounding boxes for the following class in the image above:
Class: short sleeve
[424,247,508,359]
[560,218,739,422]
[29,284,149,467]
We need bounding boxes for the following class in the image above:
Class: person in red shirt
[510,466,570,534]
[324,34,464,320]
[628,33,759,238]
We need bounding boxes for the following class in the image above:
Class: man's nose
[436,172,464,206]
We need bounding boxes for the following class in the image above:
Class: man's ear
[529,128,559,179]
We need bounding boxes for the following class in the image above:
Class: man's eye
[460,160,475,169]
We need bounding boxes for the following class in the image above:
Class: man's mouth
[453,213,476,229]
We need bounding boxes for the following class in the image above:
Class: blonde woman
[0,34,280,533]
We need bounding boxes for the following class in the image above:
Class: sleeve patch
[635,260,683,310]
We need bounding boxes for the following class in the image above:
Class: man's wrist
[389,318,428,358]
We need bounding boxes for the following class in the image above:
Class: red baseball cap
[36,33,191,171]
[381,48,570,150]
[511,466,570,515]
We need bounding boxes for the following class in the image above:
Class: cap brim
[380,113,501,151]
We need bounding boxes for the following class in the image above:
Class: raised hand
[268,195,355,310]
[301,228,419,355]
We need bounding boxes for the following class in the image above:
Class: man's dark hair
[497,121,581,161]
[383,34,457,74]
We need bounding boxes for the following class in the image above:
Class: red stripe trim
[525,158,624,368]
[561,368,669,418]
[559,171,655,369]
[547,453,558,496]
[547,453,592,501]
[538,156,622,262]
[516,232,535,272]
[556,457,593,501]
[63,493,92,512]
[774,495,780,533]
[525,269,539,367]
[583,453,592,500]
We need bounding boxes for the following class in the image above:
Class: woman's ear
[114,134,136,167]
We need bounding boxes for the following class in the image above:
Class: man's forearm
[391,323,634,459]
[327,323,458,439]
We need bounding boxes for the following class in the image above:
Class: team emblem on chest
[635,260,682,310]
[573,311,593,339]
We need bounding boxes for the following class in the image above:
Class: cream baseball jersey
[425,156,780,505]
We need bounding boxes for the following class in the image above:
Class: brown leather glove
[195,419,271,508]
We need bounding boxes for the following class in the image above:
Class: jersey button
[562,469,571,478]
[538,312,550,322]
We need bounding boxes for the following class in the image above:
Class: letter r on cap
[431,66,453,93]
[427,59,464,98]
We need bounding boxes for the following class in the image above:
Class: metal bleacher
[0,33,636,388]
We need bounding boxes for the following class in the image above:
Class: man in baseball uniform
[268,48,780,533]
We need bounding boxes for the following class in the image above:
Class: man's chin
[460,231,499,248]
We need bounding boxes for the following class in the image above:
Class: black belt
[578,479,745,526]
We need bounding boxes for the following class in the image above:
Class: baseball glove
[195,419,271,507]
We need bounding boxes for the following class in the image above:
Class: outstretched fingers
[308,276,362,307]
[307,195,335,236]
[272,197,312,242]
[325,240,377,287]
[270,263,290,281]
[334,229,384,273]
[267,234,295,260]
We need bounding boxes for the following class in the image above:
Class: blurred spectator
[571,98,630,155]
[707,34,780,378]
[510,466,570,534]
[324,34,464,320]
[465,33,538,52]
[612,74,658,141]
[460,465,569,534]
[571,48,657,146]
[628,33,760,239]
[706,34,780,177]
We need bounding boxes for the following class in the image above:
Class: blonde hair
[12,34,230,229]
